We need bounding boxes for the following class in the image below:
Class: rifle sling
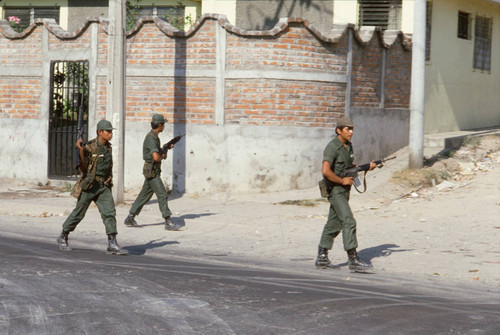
[353,170,368,193]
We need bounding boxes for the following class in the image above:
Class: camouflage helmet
[96,119,114,131]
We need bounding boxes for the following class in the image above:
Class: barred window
[3,7,60,31]
[426,1,433,61]
[358,0,403,30]
[457,11,472,40]
[473,16,492,72]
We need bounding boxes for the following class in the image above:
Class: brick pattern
[126,77,215,124]
[0,78,41,118]
[225,80,345,127]
[351,38,383,107]
[385,42,411,108]
[226,24,347,73]
[0,15,411,126]
[126,19,216,67]
[0,30,43,67]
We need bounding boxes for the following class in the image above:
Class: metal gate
[48,60,89,179]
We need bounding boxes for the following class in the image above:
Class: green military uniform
[318,136,358,252]
[129,129,172,219]
[62,138,117,235]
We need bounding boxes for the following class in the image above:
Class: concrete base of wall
[0,110,410,194]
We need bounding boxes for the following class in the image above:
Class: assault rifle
[75,95,85,171]
[159,134,185,156]
[340,155,396,193]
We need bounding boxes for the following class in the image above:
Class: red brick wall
[0,15,411,126]
[0,77,41,119]
[385,38,411,108]
[225,80,345,126]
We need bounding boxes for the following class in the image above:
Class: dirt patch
[391,135,500,191]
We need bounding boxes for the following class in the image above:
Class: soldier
[315,116,375,272]
[124,114,180,231]
[57,119,127,255]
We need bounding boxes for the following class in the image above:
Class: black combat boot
[164,217,180,231]
[347,249,373,272]
[56,230,72,252]
[107,234,128,255]
[124,213,141,227]
[315,247,331,268]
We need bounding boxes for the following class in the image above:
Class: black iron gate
[48,60,89,179]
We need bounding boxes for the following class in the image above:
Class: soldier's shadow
[124,238,179,256]
[143,212,217,228]
[334,244,412,269]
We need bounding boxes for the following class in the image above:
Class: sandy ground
[0,142,499,290]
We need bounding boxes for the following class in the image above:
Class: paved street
[1,235,499,335]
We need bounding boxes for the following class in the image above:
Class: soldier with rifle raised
[124,114,183,230]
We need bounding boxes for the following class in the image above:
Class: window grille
[473,16,492,72]
[426,0,433,61]
[457,11,472,40]
[3,7,60,30]
[358,0,402,30]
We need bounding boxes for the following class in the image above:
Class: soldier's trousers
[129,175,172,219]
[318,186,358,252]
[63,182,117,235]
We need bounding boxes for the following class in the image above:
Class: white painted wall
[424,0,500,133]
[202,0,236,25]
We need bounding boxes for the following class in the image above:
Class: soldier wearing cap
[57,119,127,255]
[315,116,376,271]
[124,114,180,231]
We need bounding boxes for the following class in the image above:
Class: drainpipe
[409,0,426,169]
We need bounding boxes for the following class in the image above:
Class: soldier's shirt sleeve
[144,135,159,159]
[323,142,337,165]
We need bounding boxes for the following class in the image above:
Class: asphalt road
[0,235,499,335]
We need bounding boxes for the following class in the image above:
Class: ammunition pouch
[319,179,333,198]
[143,161,156,179]
[80,175,94,191]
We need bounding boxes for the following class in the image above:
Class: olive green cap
[337,116,354,128]
[96,119,114,131]
[152,114,166,124]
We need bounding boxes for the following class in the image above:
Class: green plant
[8,16,24,33]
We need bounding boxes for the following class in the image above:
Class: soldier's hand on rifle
[368,161,377,171]
[341,176,354,186]
[76,138,84,151]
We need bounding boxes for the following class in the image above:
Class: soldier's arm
[322,161,353,186]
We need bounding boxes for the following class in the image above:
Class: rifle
[75,94,85,171]
[340,155,396,193]
[159,134,185,156]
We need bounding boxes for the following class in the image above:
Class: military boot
[347,249,373,272]
[56,230,72,252]
[124,213,141,228]
[164,217,181,231]
[107,234,128,255]
[315,247,331,268]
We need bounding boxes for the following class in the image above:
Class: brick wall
[0,15,411,126]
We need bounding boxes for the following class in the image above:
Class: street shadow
[124,238,180,256]
[332,244,412,269]
[140,212,217,228]
[359,244,412,264]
